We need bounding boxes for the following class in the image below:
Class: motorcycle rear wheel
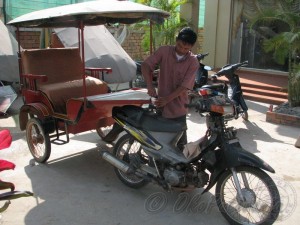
[215,166,280,225]
[113,134,149,189]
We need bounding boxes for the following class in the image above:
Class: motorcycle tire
[215,166,280,225]
[113,134,149,189]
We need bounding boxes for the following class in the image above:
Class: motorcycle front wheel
[215,166,280,225]
[113,134,149,189]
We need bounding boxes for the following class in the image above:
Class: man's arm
[141,61,157,97]
[155,86,186,108]
[156,57,199,108]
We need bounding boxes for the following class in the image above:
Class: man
[141,27,199,150]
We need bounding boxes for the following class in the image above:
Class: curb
[266,111,300,127]
[295,136,300,148]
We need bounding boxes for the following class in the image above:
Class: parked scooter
[0,129,33,212]
[100,96,280,225]
[203,61,249,121]
[132,61,159,88]
[194,53,211,88]
[189,53,211,103]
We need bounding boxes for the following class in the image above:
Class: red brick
[266,111,300,127]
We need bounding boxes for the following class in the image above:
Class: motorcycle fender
[225,142,275,173]
[202,142,275,194]
[19,103,52,131]
[202,166,224,194]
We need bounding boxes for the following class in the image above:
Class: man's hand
[154,86,186,108]
[155,96,170,108]
[147,86,157,97]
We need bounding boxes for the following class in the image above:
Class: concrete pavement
[0,96,300,225]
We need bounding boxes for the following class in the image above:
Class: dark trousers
[169,115,187,151]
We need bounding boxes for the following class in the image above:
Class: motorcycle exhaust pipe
[100,151,134,174]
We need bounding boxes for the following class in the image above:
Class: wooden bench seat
[21,48,109,114]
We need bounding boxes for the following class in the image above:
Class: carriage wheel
[26,118,51,163]
[96,123,123,143]
[96,125,114,139]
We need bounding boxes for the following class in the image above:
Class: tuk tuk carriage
[7,0,169,163]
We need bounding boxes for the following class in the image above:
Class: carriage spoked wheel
[26,118,51,163]
[96,123,123,143]
[96,125,114,140]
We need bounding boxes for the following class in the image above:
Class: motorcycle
[206,61,249,121]
[189,53,212,103]
[100,93,280,224]
[0,129,33,212]
[132,61,159,88]
[194,53,211,89]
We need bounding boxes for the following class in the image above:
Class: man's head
[175,27,197,56]
[176,27,197,45]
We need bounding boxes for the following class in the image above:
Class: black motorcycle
[201,61,249,121]
[100,95,281,225]
[194,53,211,88]
[132,61,159,88]
[189,53,211,103]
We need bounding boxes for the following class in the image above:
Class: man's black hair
[176,27,197,45]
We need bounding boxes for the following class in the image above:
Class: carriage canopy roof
[7,0,170,28]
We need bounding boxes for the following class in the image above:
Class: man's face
[175,40,193,56]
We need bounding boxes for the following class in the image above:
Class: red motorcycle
[0,129,33,212]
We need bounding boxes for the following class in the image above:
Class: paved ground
[0,96,300,225]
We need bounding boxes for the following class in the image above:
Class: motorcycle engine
[163,167,209,188]
[163,168,185,186]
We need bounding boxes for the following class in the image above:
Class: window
[229,0,300,72]
[239,18,288,71]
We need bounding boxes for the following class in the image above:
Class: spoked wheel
[113,134,149,188]
[26,118,51,163]
[96,123,123,143]
[96,125,114,140]
[216,166,280,225]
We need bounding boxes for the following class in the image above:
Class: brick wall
[122,29,145,60]
[17,28,205,59]
[18,31,40,49]
[122,27,205,60]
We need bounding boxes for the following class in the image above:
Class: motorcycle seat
[202,83,226,92]
[112,105,186,132]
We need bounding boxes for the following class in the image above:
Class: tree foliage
[134,0,189,53]
[249,1,300,106]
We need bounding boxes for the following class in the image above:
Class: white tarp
[54,25,136,84]
[0,20,20,82]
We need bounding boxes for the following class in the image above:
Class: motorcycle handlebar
[215,60,248,77]
[197,53,209,61]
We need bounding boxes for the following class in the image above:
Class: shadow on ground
[23,147,227,225]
